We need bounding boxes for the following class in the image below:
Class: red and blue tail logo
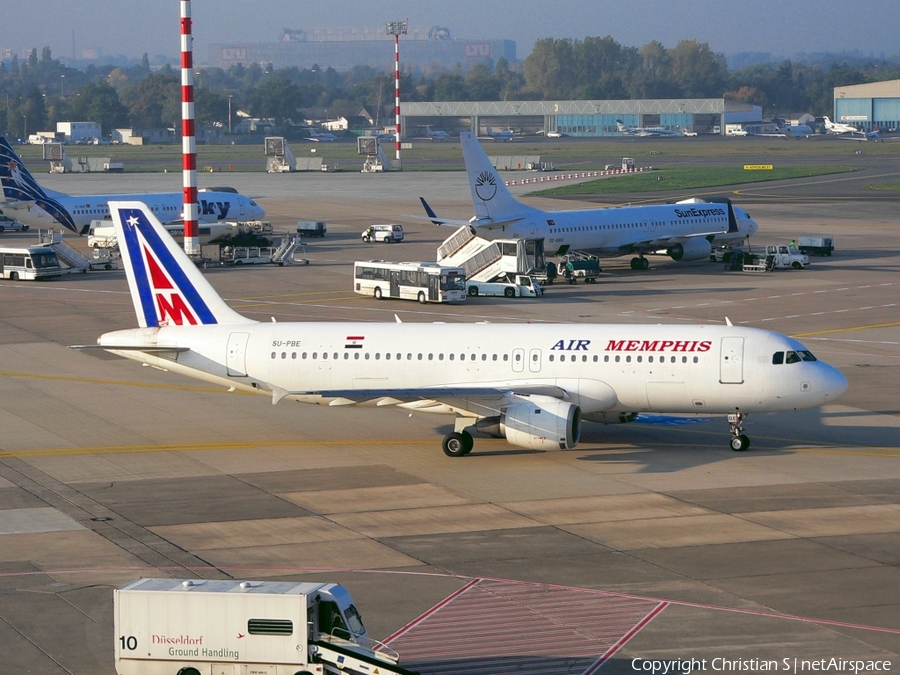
[116,206,218,327]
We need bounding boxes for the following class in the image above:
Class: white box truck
[114,578,416,675]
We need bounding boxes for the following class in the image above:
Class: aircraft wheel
[504,287,515,298]
[641,257,649,270]
[374,287,383,300]
[460,431,474,455]
[417,291,427,304]
[468,286,478,297]
[630,257,640,270]
[730,435,750,451]
[442,432,468,457]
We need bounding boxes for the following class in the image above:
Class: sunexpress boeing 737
[0,136,264,234]
[422,132,758,270]
[86,200,846,456]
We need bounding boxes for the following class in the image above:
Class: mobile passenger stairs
[436,225,545,284]
[38,229,117,272]
[219,234,308,266]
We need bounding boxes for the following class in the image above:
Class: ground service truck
[114,578,417,675]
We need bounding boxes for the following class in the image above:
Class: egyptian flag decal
[345,336,365,349]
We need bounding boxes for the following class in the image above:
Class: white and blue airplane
[83,199,847,456]
[421,132,758,269]
[421,125,451,141]
[485,126,515,142]
[303,129,339,142]
[616,120,678,137]
[0,136,264,234]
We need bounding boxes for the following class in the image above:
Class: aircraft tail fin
[0,136,79,231]
[110,200,255,328]
[459,132,533,223]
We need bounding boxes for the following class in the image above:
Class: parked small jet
[84,199,847,456]
[485,126,515,142]
[0,136,264,234]
[304,130,338,142]
[616,120,678,137]
[421,125,451,141]
[420,132,758,270]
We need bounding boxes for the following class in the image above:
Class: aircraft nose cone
[822,365,848,401]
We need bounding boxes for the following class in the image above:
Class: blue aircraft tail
[110,200,255,328]
[0,136,78,232]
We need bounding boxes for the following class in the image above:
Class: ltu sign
[465,43,492,58]
[221,47,247,62]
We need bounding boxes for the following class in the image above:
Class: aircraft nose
[821,364,848,402]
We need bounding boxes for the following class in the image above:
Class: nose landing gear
[728,412,750,451]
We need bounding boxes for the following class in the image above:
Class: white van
[362,224,404,243]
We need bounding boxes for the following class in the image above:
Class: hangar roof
[834,79,900,99]
[402,99,725,116]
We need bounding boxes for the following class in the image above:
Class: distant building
[209,25,515,73]
[113,128,175,145]
[57,121,101,143]
[834,79,900,131]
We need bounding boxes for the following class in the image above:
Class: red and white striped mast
[386,20,407,169]
[180,0,199,255]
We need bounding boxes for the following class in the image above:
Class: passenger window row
[268,351,700,364]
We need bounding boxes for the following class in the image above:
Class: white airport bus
[353,261,467,303]
[0,245,65,280]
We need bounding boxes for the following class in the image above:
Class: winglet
[419,197,444,226]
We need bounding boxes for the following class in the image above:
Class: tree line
[1,39,897,138]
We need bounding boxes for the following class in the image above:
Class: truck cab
[765,243,809,269]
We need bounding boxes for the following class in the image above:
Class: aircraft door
[719,337,744,384]
[239,198,246,216]
[528,348,542,373]
[226,332,251,377]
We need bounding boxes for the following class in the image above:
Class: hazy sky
[5,0,899,64]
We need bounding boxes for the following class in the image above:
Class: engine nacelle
[581,411,638,424]
[487,396,581,451]
[668,238,712,262]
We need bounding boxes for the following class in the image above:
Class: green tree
[524,38,577,99]
[465,64,501,101]
[123,71,179,128]
[69,81,129,133]
[631,41,675,98]
[246,76,304,121]
[670,40,727,97]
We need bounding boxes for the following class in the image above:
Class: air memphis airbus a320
[0,136,265,234]
[84,200,847,457]
[423,132,758,270]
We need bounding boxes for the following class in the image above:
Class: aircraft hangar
[401,98,727,137]
[834,78,900,132]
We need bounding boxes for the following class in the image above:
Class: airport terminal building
[401,99,729,138]
[834,79,900,131]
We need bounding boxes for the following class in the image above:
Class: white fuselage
[4,190,265,233]
[100,322,845,417]
[476,202,757,258]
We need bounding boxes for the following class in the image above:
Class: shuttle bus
[0,245,65,280]
[353,261,466,303]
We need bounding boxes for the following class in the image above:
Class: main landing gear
[728,412,750,451]
[442,431,474,457]
[630,256,649,270]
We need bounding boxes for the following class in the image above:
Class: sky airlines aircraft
[422,132,758,269]
[0,136,264,234]
[616,120,678,137]
[85,200,847,456]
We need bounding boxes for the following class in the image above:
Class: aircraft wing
[270,383,568,406]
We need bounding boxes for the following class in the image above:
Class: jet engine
[476,396,581,451]
[668,238,712,261]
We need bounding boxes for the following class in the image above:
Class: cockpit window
[800,351,817,362]
[772,351,784,365]
[785,351,802,364]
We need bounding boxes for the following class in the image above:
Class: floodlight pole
[386,20,407,169]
